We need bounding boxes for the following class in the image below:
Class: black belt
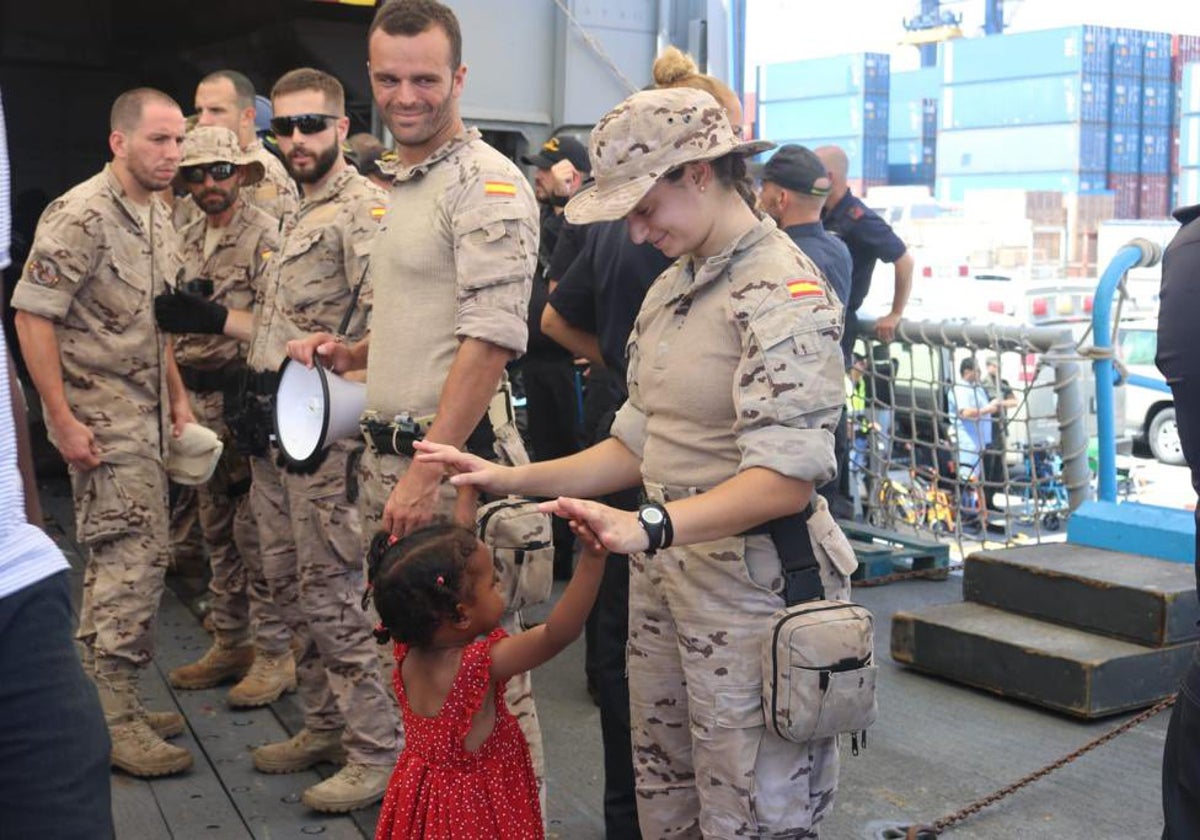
[361,416,496,459]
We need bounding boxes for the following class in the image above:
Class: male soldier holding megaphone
[155,68,399,814]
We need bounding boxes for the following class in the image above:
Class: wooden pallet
[838,520,952,582]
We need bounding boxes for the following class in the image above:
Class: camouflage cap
[174,126,265,187]
[564,87,774,225]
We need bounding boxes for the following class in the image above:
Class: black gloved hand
[154,289,228,335]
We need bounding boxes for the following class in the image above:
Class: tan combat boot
[302,762,392,813]
[97,669,193,778]
[252,727,346,774]
[168,643,254,689]
[146,710,185,739]
[227,649,297,708]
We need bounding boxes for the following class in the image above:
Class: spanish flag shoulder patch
[484,180,517,197]
[370,206,386,220]
[260,249,274,261]
[786,278,823,300]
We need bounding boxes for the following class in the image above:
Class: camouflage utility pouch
[477,497,554,612]
[762,600,877,746]
[759,502,876,747]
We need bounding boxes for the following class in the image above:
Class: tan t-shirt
[366,128,538,417]
[247,166,386,373]
[611,218,845,489]
[12,165,183,463]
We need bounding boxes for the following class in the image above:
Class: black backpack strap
[767,504,823,606]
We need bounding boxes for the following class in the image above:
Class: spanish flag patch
[260,249,273,261]
[484,180,517,197]
[787,279,823,300]
[370,206,386,220]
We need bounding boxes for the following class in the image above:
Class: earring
[699,185,706,193]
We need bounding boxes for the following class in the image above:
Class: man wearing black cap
[520,134,592,579]
[759,144,851,306]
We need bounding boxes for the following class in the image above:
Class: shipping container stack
[1138,31,1172,218]
[1179,62,1200,208]
[935,26,1114,203]
[1106,29,1143,218]
[755,53,890,195]
[887,67,939,187]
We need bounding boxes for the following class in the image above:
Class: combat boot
[168,643,254,689]
[110,717,194,777]
[227,649,297,708]
[146,710,185,739]
[252,727,346,774]
[301,762,392,813]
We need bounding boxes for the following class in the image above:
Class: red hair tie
[387,534,399,546]
[436,575,445,586]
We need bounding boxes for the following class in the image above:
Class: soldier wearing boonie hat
[153,124,294,711]
[420,85,855,838]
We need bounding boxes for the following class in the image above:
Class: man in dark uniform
[758,143,851,306]
[520,134,591,579]
[757,144,854,516]
[1157,201,1200,838]
[815,144,913,355]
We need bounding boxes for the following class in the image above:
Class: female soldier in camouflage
[417,85,852,838]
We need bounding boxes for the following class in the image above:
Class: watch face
[642,507,664,525]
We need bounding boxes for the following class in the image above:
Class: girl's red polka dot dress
[375,628,543,839]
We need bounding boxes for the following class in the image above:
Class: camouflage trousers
[628,485,842,839]
[73,456,171,676]
[357,445,545,801]
[188,390,289,654]
[249,442,397,766]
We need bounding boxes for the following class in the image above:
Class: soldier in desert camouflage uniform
[236,67,397,815]
[11,88,198,779]
[153,126,297,706]
[418,86,856,839]
[285,0,546,800]
[188,69,299,229]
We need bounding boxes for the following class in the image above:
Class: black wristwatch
[637,503,673,554]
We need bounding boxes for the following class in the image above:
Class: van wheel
[1149,407,1185,466]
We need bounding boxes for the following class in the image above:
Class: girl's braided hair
[364,524,480,648]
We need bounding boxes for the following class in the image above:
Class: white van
[1117,319,1180,465]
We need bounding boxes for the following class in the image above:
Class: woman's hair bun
[653,46,698,86]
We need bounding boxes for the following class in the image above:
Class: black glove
[154,289,228,335]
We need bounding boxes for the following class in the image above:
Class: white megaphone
[273,358,367,470]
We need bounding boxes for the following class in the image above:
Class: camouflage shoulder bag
[477,497,554,612]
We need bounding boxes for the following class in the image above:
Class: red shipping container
[1108,172,1140,218]
[1139,174,1171,219]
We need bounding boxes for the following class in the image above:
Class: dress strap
[391,641,410,709]
[449,628,509,741]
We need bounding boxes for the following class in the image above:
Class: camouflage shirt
[12,164,183,463]
[367,128,538,417]
[175,200,279,371]
[610,217,844,488]
[243,139,299,228]
[247,166,385,373]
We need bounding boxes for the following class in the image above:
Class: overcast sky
[746,0,1200,74]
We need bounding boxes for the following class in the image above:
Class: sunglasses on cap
[270,114,338,136]
[179,161,238,183]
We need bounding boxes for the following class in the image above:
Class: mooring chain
[891,695,1178,839]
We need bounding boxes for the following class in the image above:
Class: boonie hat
[564,87,774,225]
[167,423,224,486]
[521,135,592,173]
[174,126,265,188]
[761,144,832,197]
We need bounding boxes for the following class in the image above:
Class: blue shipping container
[1184,63,1200,115]
[943,26,1112,84]
[1140,129,1171,175]
[1109,76,1142,125]
[937,123,1109,174]
[758,95,888,142]
[1109,126,1142,173]
[888,137,935,167]
[936,171,1110,202]
[1143,31,1172,80]
[758,53,889,102]
[770,135,888,181]
[1141,83,1172,127]
[888,67,941,138]
[1110,29,1144,77]
[941,73,1108,129]
[1180,168,1200,207]
[889,163,935,186]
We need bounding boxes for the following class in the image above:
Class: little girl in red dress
[366,523,609,840]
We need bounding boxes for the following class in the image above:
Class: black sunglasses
[179,161,238,183]
[270,114,338,136]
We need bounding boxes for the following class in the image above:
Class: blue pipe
[1093,241,1161,502]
